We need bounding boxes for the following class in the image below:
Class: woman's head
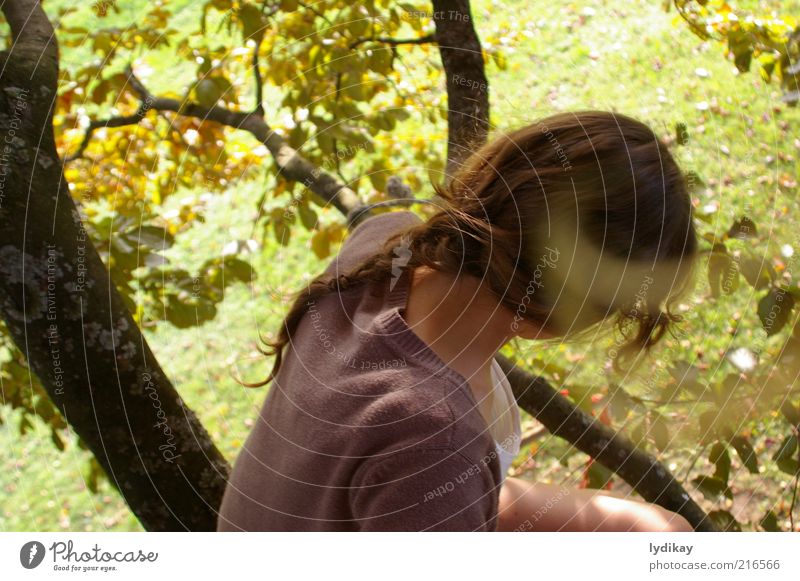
[424,109,698,361]
[257,110,698,385]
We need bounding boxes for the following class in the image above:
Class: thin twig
[252,41,264,115]
[681,442,709,485]
[64,101,151,162]
[349,34,436,50]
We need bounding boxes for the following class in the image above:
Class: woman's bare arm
[496,476,693,532]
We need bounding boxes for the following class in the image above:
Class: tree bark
[0,0,228,531]
[432,0,490,179]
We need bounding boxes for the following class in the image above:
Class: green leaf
[709,442,731,482]
[134,225,175,250]
[19,414,33,436]
[692,475,733,501]
[772,435,797,462]
[238,2,267,43]
[367,47,394,72]
[273,219,291,246]
[607,384,639,422]
[772,435,799,475]
[730,436,759,474]
[708,510,742,532]
[708,249,735,298]
[195,78,225,107]
[776,457,800,475]
[760,510,781,532]
[698,409,720,441]
[347,16,369,38]
[650,412,670,452]
[668,360,704,396]
[721,260,740,294]
[584,461,614,490]
[629,417,646,446]
[739,256,772,290]
[164,294,218,328]
[310,229,330,259]
[85,457,104,494]
[685,170,705,192]
[51,429,65,451]
[757,287,795,336]
[780,400,800,426]
[675,122,689,145]
[733,47,753,73]
[727,216,757,239]
[221,257,254,284]
[297,203,318,230]
[729,29,753,74]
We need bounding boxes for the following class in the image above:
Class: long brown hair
[251,110,698,386]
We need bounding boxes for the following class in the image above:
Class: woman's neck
[402,266,515,388]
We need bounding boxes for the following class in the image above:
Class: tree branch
[252,42,264,115]
[349,34,436,50]
[2,0,55,56]
[64,102,152,162]
[496,356,718,531]
[123,67,366,221]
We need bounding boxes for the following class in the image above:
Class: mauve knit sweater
[217,211,502,531]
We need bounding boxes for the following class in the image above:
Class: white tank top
[487,359,522,480]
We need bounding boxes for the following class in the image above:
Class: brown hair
[252,110,698,386]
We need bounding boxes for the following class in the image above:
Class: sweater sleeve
[350,448,499,531]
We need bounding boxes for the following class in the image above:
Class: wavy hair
[250,110,698,386]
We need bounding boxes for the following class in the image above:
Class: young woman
[217,111,698,532]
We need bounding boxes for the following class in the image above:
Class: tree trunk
[0,0,229,531]
[432,0,490,178]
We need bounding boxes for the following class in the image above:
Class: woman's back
[217,212,502,531]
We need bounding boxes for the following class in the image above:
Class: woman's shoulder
[324,211,422,276]
[350,210,422,238]
[345,366,493,456]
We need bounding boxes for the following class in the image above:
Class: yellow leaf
[311,229,330,259]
